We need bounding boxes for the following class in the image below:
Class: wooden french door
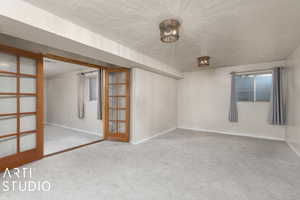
[105,68,130,142]
[0,45,43,171]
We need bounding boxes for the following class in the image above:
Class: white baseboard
[178,127,285,141]
[131,127,177,144]
[46,122,100,136]
[287,141,300,158]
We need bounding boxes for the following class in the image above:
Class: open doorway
[43,57,104,155]
[0,43,131,171]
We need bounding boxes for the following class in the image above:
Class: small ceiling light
[198,56,210,67]
[159,19,180,43]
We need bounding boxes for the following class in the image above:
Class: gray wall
[286,44,300,155]
[130,68,177,144]
[178,61,286,140]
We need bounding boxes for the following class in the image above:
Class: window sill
[237,101,270,104]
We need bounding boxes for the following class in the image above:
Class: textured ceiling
[23,0,300,72]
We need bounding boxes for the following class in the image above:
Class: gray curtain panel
[269,67,286,125]
[77,74,85,119]
[97,69,102,120]
[229,72,238,122]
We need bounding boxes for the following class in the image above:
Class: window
[235,73,272,102]
[89,77,97,101]
[236,75,254,101]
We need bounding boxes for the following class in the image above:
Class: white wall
[46,71,103,136]
[286,45,300,155]
[178,61,286,140]
[130,68,177,144]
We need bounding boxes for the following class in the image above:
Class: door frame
[0,44,44,171]
[42,54,107,156]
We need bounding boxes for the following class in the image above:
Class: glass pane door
[0,46,42,171]
[0,52,18,159]
[105,69,129,142]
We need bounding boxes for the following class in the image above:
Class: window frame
[236,72,272,103]
[88,76,98,102]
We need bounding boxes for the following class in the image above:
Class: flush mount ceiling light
[198,56,210,66]
[198,56,210,67]
[159,19,180,43]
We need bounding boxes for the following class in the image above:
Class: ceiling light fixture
[198,56,210,66]
[159,19,180,43]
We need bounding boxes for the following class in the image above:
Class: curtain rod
[78,69,99,75]
[230,67,275,75]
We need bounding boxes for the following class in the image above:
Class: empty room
[0,0,300,199]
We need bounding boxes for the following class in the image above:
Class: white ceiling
[23,0,300,72]
[44,58,89,78]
